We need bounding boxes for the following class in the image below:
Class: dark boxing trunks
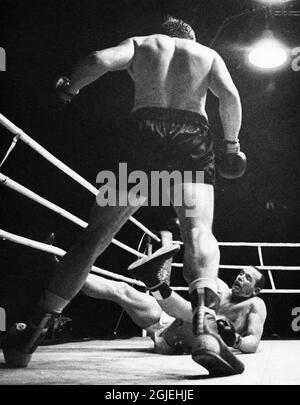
[120,107,215,186]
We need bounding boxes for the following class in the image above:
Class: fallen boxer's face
[231,267,261,299]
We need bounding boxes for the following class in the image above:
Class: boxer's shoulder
[130,34,173,47]
[249,296,266,313]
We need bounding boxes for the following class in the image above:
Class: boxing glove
[53,76,79,111]
[218,140,247,179]
[217,318,237,347]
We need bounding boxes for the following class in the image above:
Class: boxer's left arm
[66,38,135,95]
[234,299,267,353]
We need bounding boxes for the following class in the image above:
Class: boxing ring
[0,112,300,385]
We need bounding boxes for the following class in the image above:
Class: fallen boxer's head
[231,266,265,300]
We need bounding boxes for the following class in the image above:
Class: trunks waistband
[130,107,209,128]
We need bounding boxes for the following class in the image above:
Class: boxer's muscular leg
[158,291,192,323]
[169,182,244,375]
[83,274,162,329]
[3,194,140,368]
[170,182,219,287]
[44,198,139,306]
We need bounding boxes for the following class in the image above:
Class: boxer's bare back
[128,35,214,118]
[68,33,241,141]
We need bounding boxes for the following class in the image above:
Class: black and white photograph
[0,0,300,388]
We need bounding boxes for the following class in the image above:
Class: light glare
[248,39,288,68]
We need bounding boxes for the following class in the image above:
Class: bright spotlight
[248,31,288,69]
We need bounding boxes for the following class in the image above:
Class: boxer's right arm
[208,51,242,143]
[66,38,135,95]
[236,299,267,353]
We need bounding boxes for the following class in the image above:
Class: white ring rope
[1,116,299,294]
[0,172,146,258]
[173,241,300,248]
[1,174,299,272]
[172,237,300,298]
[0,134,20,168]
[258,245,276,290]
[0,113,160,242]
[172,287,300,293]
[1,228,299,293]
[0,229,145,288]
[172,263,300,270]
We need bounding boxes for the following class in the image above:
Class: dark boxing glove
[53,76,79,111]
[218,140,247,179]
[217,318,237,347]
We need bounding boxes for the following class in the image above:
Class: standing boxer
[3,16,246,376]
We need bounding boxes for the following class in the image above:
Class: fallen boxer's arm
[234,298,267,353]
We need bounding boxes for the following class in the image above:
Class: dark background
[0,0,299,339]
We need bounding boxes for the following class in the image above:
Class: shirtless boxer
[3,17,246,375]
[13,232,265,355]
[124,230,266,355]
[82,266,267,355]
[146,267,267,356]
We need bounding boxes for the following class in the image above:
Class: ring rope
[172,263,300,270]
[173,239,300,282]
[258,245,276,290]
[0,229,145,287]
[173,241,300,247]
[0,134,21,168]
[172,287,300,293]
[1,173,299,270]
[1,229,299,293]
[1,116,299,293]
[0,113,160,242]
[0,172,146,258]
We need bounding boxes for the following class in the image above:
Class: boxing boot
[190,287,245,376]
[3,307,58,368]
[128,244,180,298]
